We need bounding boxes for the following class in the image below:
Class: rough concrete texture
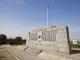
[25,47,42,55]
[38,51,80,60]
[26,26,71,55]
[25,26,80,60]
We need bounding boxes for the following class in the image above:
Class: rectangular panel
[42,30,56,41]
[30,33,37,41]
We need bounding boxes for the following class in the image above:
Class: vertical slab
[26,26,71,55]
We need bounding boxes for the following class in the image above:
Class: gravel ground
[1,45,80,60]
[0,46,17,60]
[3,45,44,60]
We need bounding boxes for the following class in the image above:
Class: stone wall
[26,26,71,54]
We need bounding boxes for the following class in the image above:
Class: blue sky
[0,0,80,39]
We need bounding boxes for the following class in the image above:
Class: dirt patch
[0,47,17,60]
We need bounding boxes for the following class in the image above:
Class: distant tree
[0,34,7,45]
[15,37,22,41]
[14,36,22,45]
[22,39,26,44]
[7,38,15,45]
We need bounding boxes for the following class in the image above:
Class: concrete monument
[26,26,71,55]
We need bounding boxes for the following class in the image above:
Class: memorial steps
[24,47,43,55]
[11,45,43,55]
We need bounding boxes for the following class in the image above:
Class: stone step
[24,47,43,55]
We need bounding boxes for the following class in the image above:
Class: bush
[71,44,80,48]
[0,34,7,45]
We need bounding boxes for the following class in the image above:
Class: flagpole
[47,5,48,27]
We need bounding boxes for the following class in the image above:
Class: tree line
[0,34,26,45]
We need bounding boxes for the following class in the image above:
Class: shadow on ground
[71,49,80,54]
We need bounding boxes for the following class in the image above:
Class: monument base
[38,51,80,60]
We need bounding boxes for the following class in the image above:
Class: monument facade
[26,26,71,54]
